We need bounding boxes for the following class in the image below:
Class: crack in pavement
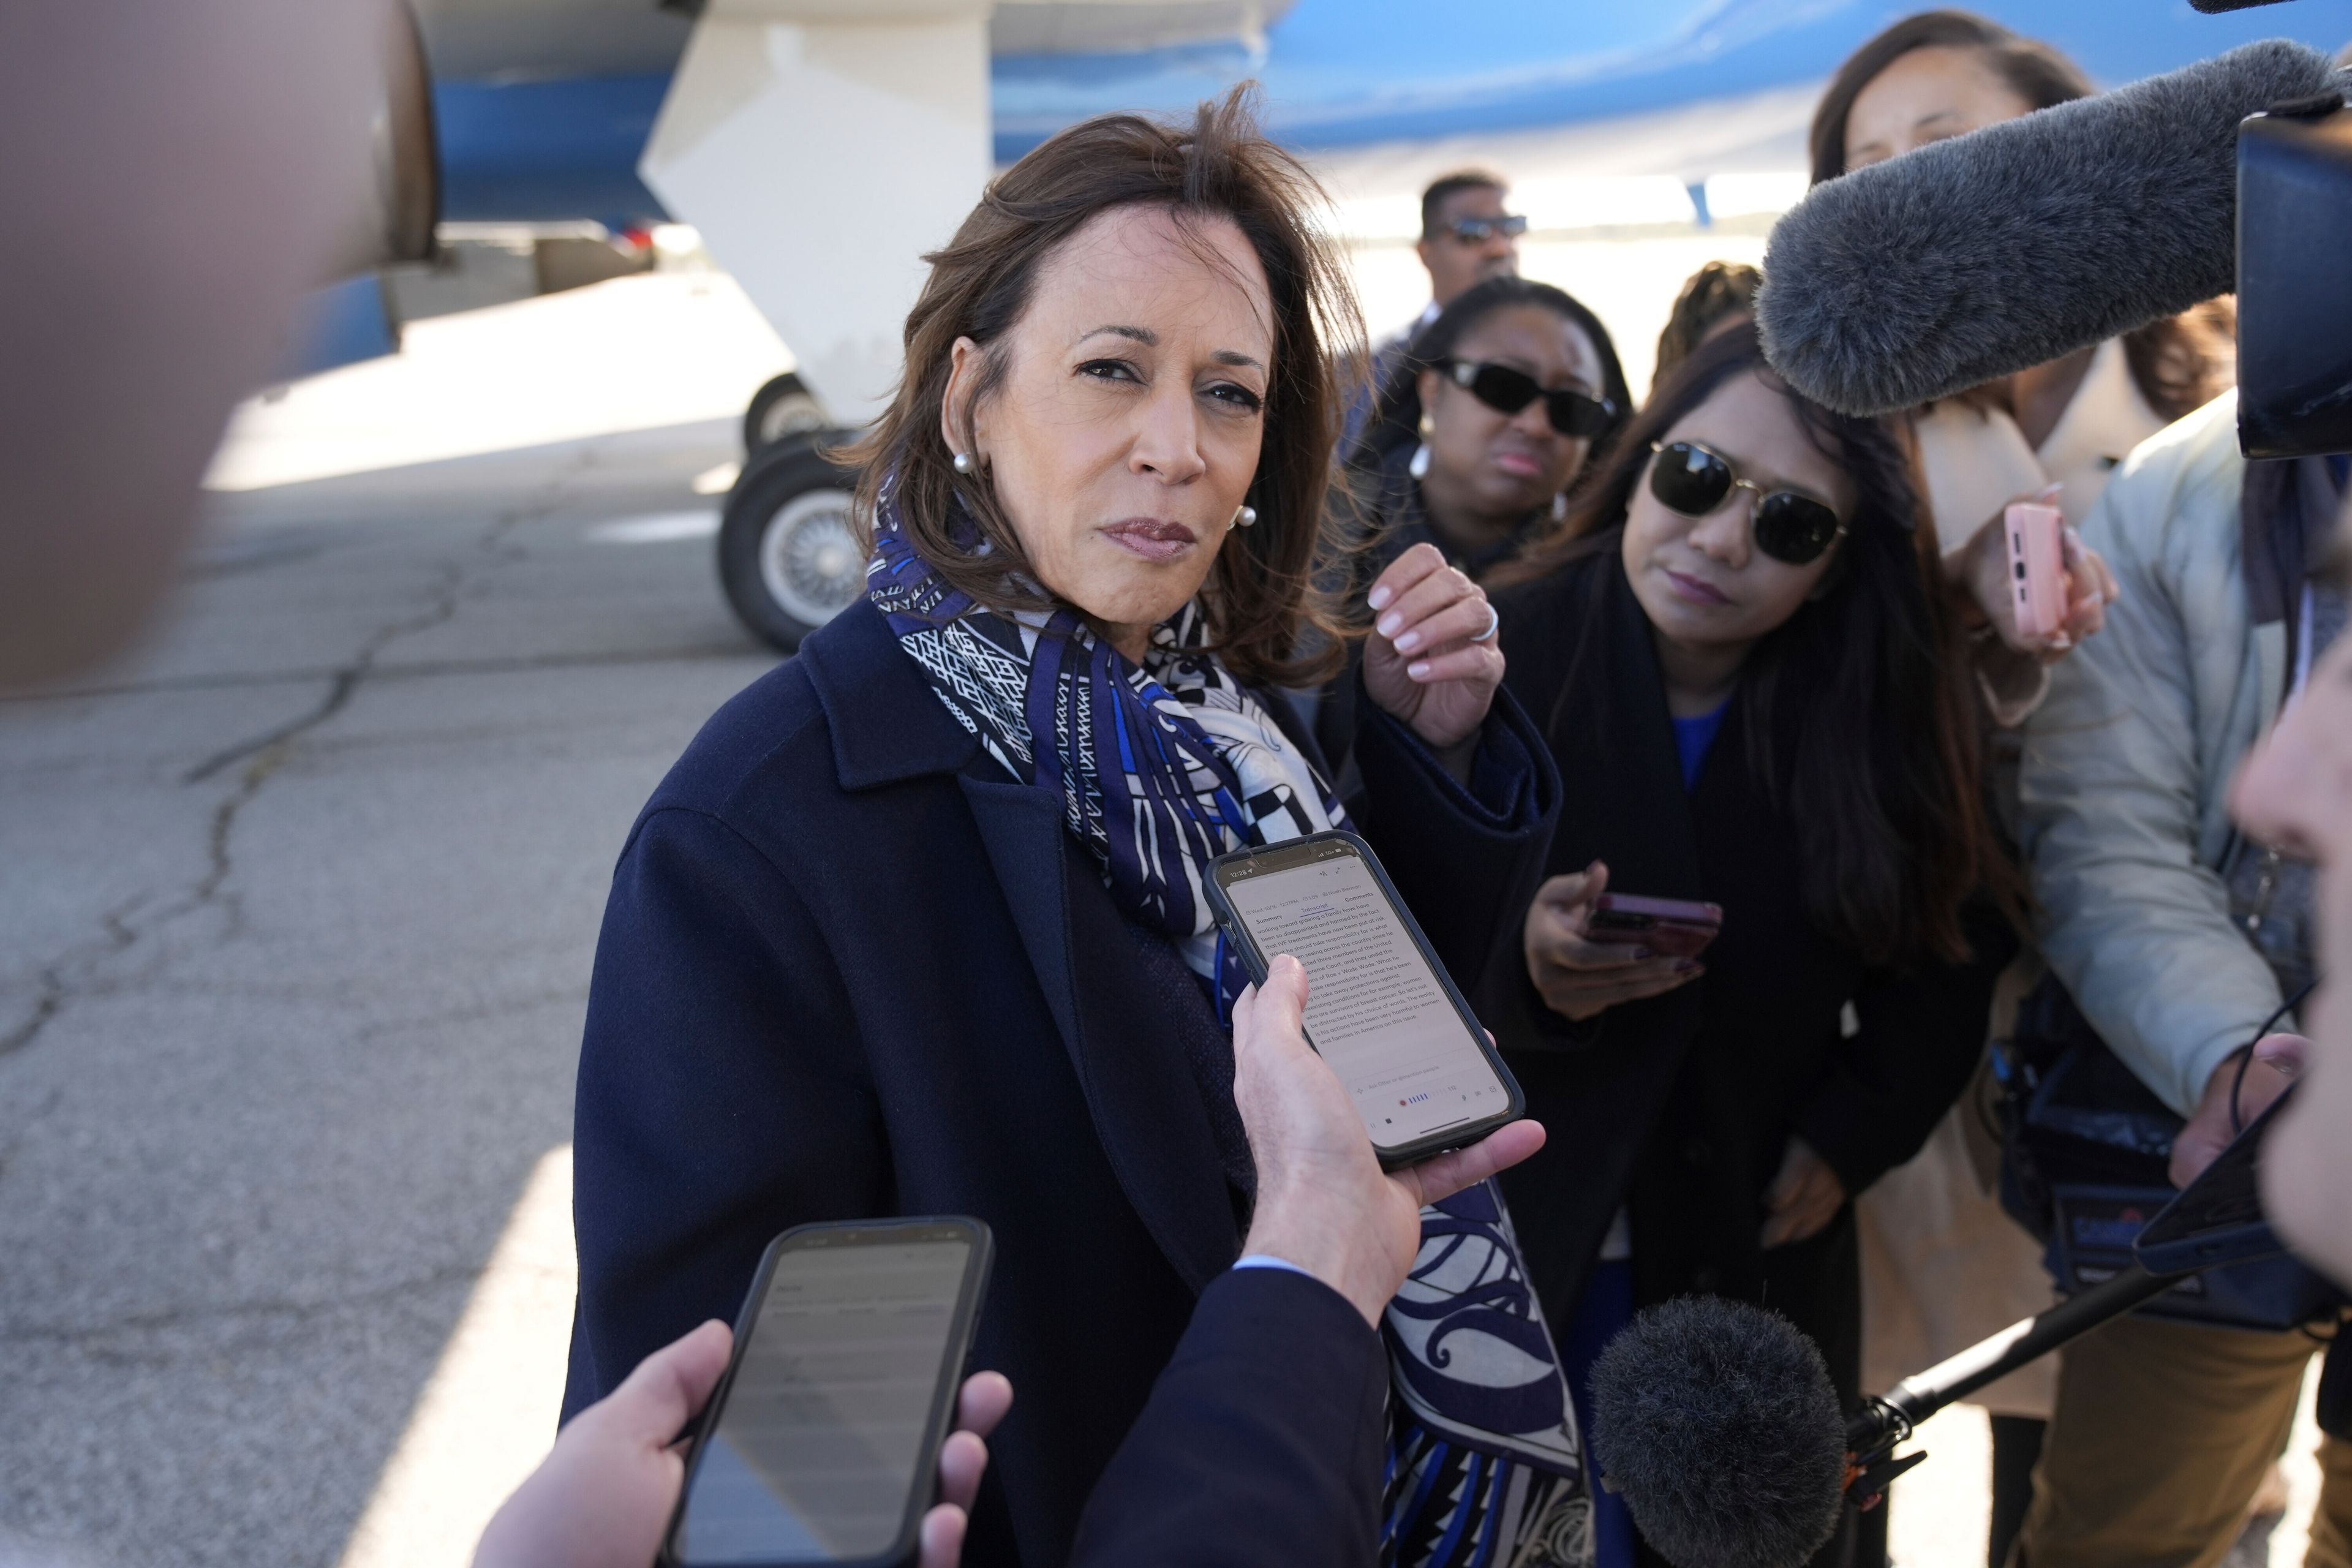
[1,896,150,1057]
[4,445,612,1060]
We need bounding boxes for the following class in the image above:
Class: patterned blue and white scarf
[867,477,1593,1567]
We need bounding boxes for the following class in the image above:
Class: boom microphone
[1593,1096,2312,1568]
[1756,40,2345,416]
[1588,1298,1848,1568]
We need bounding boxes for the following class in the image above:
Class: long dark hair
[1809,9,2228,423]
[1349,276,1631,472]
[842,86,1363,688]
[1499,323,2003,968]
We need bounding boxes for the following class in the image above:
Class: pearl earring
[1229,505,1257,531]
[1409,443,1431,481]
[952,451,974,475]
[1551,491,1569,521]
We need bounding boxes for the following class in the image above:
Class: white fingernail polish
[1377,613,1401,636]
[1368,587,1392,611]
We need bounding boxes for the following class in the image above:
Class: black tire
[717,431,864,652]
[742,371,829,453]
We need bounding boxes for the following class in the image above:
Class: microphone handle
[1847,1264,2180,1456]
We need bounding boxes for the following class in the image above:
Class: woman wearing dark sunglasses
[1318,277,1629,763]
[1479,322,2016,1568]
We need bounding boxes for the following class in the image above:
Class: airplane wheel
[742,371,829,453]
[718,432,864,652]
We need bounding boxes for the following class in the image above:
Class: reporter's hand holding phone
[1231,954,1547,1327]
[1523,861,1705,1022]
[1951,488,2119,663]
[471,1327,1011,1568]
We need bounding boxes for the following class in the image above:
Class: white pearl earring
[952,451,974,475]
[1409,443,1431,481]
[1229,505,1257,531]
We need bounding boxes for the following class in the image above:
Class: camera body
[2238,91,2352,458]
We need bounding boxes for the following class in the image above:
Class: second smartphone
[662,1217,993,1568]
[1205,829,1523,1167]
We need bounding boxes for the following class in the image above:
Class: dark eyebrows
[1076,324,1264,374]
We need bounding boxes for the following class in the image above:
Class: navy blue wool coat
[563,598,1559,1568]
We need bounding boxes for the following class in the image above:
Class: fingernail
[1368,586,1393,612]
[1393,629,1422,653]
[1407,660,1431,680]
[1376,612,1402,636]
[1631,947,1654,960]
[1673,959,1702,974]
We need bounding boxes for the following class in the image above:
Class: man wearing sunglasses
[1415,170,1525,319]
[1344,171,1528,452]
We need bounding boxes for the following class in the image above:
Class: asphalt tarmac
[0,416,768,1568]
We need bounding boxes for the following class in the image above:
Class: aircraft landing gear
[742,371,829,454]
[717,431,864,652]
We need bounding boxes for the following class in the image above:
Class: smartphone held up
[2005,499,2068,642]
[1205,830,1525,1169]
[663,1218,993,1568]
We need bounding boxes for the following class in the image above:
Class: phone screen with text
[1222,850,1507,1147]
[674,1237,970,1566]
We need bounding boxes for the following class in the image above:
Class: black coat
[1069,1267,1387,1568]
[562,598,1559,1568]
[1485,547,2011,1398]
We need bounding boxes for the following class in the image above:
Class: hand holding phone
[662,1219,995,1568]
[1523,861,1709,1023]
[2005,500,2068,642]
[478,1293,1010,1568]
[1231,956,1547,1325]
[1205,831,1524,1167]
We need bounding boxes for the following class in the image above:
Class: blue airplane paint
[433,73,673,227]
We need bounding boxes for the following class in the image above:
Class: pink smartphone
[1587,893,1723,959]
[2005,501,2067,640]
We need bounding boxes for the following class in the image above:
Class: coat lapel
[801,603,1237,1293]
[957,774,1241,1293]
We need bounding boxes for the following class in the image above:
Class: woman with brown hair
[560,90,1591,1568]
[1811,9,2231,717]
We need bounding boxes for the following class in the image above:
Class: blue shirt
[1671,700,1730,790]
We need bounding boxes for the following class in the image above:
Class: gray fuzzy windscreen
[1755,40,2343,415]
[1589,1297,1847,1568]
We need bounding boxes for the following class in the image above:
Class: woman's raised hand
[1523,861,1705,1023]
[1361,543,1504,753]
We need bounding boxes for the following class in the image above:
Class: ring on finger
[1470,600,1499,643]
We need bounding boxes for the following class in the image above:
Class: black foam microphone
[1756,40,2344,415]
[1588,1298,1849,1568]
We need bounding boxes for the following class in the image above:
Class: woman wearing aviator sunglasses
[1478,322,2016,1568]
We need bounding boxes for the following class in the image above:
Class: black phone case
[660,1216,995,1568]
[1203,829,1525,1169]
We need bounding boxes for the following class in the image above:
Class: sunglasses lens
[1649,442,1732,514]
[1546,391,1611,439]
[1464,363,1542,417]
[1755,492,1844,565]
